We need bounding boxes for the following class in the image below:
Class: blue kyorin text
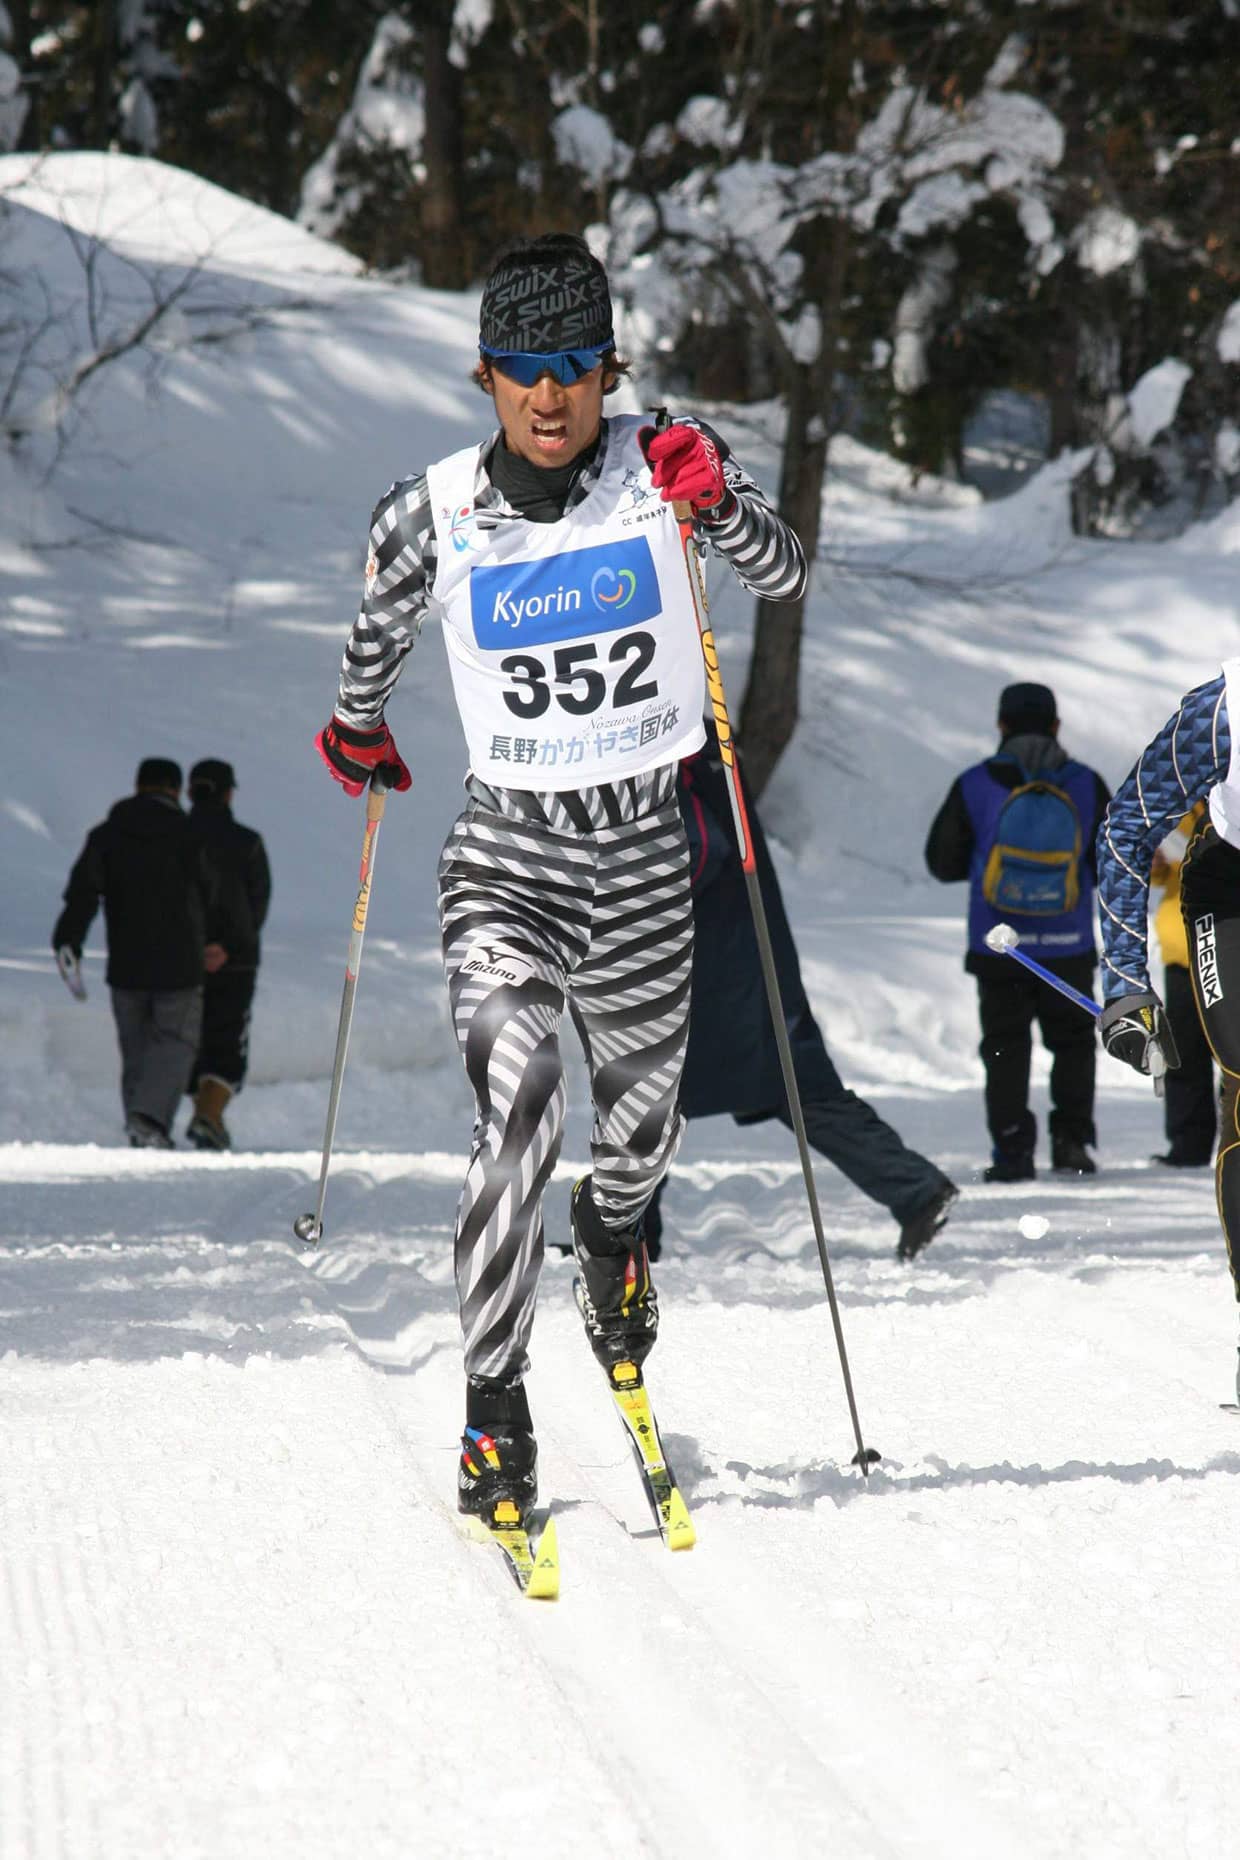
[470,537,661,649]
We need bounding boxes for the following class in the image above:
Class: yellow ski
[460,1504,560,1600]
[608,1363,697,1551]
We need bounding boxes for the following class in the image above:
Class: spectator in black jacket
[644,732,957,1262]
[924,683,1111,1181]
[185,758,272,1151]
[52,758,210,1147]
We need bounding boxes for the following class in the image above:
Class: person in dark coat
[52,757,209,1147]
[644,733,958,1262]
[185,758,272,1151]
[924,682,1111,1181]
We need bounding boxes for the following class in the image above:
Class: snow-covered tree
[606,5,1066,790]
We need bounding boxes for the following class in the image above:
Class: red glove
[641,422,732,514]
[315,716,412,797]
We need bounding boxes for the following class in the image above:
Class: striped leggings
[438,777,693,1381]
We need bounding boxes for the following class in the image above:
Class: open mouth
[530,418,568,448]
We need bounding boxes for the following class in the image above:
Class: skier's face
[487,361,608,467]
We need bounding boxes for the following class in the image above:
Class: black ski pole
[660,415,880,1474]
[294,763,402,1246]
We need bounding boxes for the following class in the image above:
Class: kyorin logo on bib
[591,566,636,610]
[470,536,660,648]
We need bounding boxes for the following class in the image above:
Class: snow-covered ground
[3,154,1240,1859]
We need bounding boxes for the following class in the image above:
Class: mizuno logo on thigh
[459,943,536,989]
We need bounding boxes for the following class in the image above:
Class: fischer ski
[459,1503,560,1600]
[606,1362,696,1551]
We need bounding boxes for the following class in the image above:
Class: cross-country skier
[1097,664,1240,1390]
[315,232,806,1529]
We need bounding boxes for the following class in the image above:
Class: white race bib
[427,417,706,789]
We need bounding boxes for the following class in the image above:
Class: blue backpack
[982,767,1082,916]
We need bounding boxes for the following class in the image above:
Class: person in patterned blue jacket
[1096,663,1240,1386]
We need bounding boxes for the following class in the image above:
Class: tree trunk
[89,0,117,146]
[7,0,37,150]
[419,9,467,288]
[738,362,828,797]
[738,212,847,798]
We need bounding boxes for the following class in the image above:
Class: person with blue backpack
[925,682,1111,1180]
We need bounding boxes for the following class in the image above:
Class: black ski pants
[646,1005,951,1247]
[190,967,258,1094]
[976,955,1097,1160]
[1181,827,1240,1300]
[766,1013,951,1223]
[1162,962,1217,1165]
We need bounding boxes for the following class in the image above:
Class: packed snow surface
[3,155,1240,1858]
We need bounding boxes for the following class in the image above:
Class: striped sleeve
[335,475,437,728]
[683,419,807,600]
[1097,675,1229,1000]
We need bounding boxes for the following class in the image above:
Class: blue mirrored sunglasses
[479,342,612,387]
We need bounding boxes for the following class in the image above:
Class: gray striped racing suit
[336,417,805,1382]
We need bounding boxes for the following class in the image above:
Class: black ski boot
[570,1176,658,1372]
[897,1180,958,1261]
[457,1376,537,1529]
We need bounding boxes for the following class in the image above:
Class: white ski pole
[294,763,401,1246]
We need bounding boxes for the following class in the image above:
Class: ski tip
[526,1516,560,1600]
[1219,1403,1240,1414]
[667,1488,696,1552]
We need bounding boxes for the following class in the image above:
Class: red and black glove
[315,715,412,798]
[640,422,733,516]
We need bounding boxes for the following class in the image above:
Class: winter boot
[897,1181,959,1262]
[126,1111,173,1150]
[983,1152,1036,1184]
[188,1076,233,1152]
[1051,1136,1097,1176]
[570,1175,658,1372]
[457,1376,538,1528]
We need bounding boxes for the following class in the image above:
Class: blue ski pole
[983,923,1101,1016]
[983,922,1167,1093]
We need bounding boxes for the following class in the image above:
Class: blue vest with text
[961,757,1097,959]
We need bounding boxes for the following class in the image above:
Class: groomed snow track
[2,1140,1239,1859]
